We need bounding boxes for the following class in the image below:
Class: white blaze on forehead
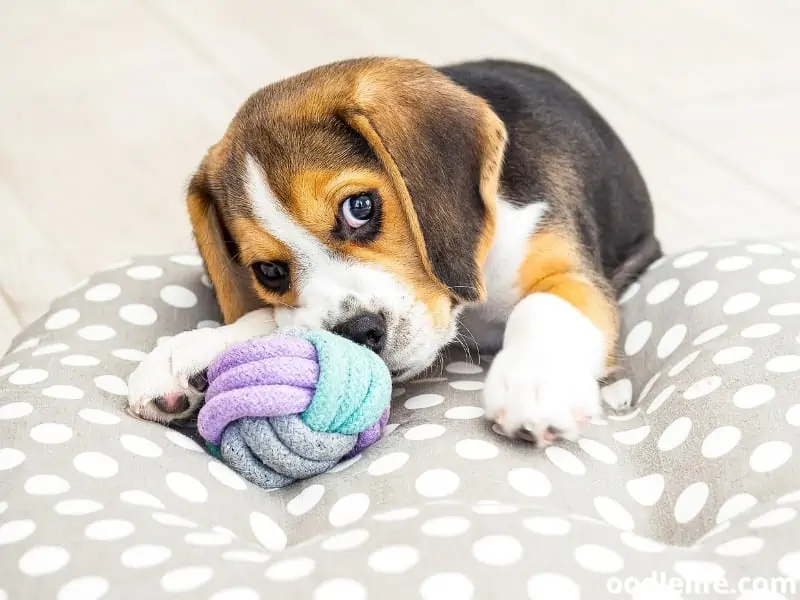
[244,154,334,285]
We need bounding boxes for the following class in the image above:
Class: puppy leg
[127,308,277,424]
[483,228,618,446]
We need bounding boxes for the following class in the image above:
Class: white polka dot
[715,536,764,557]
[329,492,370,527]
[266,557,316,581]
[43,385,84,400]
[657,324,686,359]
[160,285,198,308]
[404,423,445,440]
[612,425,650,445]
[170,253,203,266]
[701,426,742,459]
[674,559,725,583]
[54,499,103,515]
[693,325,728,346]
[57,576,109,600]
[74,452,118,478]
[286,484,325,516]
[508,467,551,497]
[673,250,708,268]
[367,451,409,476]
[0,363,20,379]
[742,323,781,338]
[118,304,158,326]
[750,441,792,473]
[165,430,204,452]
[221,550,270,563]
[9,368,48,385]
[601,379,632,410]
[84,519,135,541]
[368,545,420,573]
[314,578,367,600]
[0,448,25,471]
[646,278,679,304]
[421,516,471,537]
[45,309,80,330]
[527,573,580,600]
[121,544,172,568]
[0,519,36,544]
[374,507,420,521]
[93,374,128,396]
[11,337,39,353]
[574,543,623,573]
[733,383,775,409]
[769,302,800,316]
[767,355,800,373]
[404,394,444,409]
[578,438,617,464]
[120,490,163,509]
[30,422,73,444]
[0,401,32,420]
[684,375,722,400]
[594,496,634,531]
[78,325,116,341]
[321,529,369,551]
[32,343,69,356]
[659,417,692,452]
[778,551,800,580]
[748,507,796,528]
[152,512,197,528]
[674,481,709,523]
[456,439,498,460]
[79,408,120,425]
[416,468,460,498]
[119,434,162,458]
[112,348,147,362]
[420,573,473,600]
[714,345,753,365]
[620,532,665,553]
[545,446,585,475]
[60,354,100,368]
[166,472,208,503]
[760,268,796,284]
[249,512,287,552]
[449,380,483,391]
[160,566,213,593]
[626,473,664,507]
[472,535,523,566]
[84,283,121,302]
[684,280,719,306]
[200,274,213,288]
[209,589,259,600]
[724,292,760,315]
[786,404,800,426]
[619,282,640,304]
[126,265,163,280]
[207,461,247,490]
[522,516,571,536]
[646,385,675,415]
[328,453,361,473]
[445,406,484,420]
[197,320,220,329]
[748,243,783,255]
[18,546,70,575]
[25,473,70,496]
[716,255,753,271]
[445,361,483,374]
[624,321,652,355]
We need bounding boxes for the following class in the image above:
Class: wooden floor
[1,0,799,354]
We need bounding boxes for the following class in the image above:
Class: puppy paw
[127,328,227,424]
[483,348,602,446]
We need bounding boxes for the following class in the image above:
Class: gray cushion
[1,242,800,599]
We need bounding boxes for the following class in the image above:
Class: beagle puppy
[127,57,661,445]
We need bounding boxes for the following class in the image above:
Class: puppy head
[188,58,507,380]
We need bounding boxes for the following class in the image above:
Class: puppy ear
[186,156,261,324]
[341,61,507,303]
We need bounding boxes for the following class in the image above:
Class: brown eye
[341,193,375,228]
[252,261,290,294]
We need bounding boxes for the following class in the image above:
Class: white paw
[481,293,608,447]
[483,348,602,445]
[126,328,227,424]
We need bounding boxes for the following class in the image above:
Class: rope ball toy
[196,329,392,489]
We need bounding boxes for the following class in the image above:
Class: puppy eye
[341,193,375,228]
[252,261,290,294]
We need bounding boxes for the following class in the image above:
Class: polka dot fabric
[2,242,800,599]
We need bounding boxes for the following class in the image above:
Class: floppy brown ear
[186,157,262,324]
[341,61,507,303]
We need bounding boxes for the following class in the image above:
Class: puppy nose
[333,312,386,354]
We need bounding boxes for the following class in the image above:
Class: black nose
[333,312,386,354]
